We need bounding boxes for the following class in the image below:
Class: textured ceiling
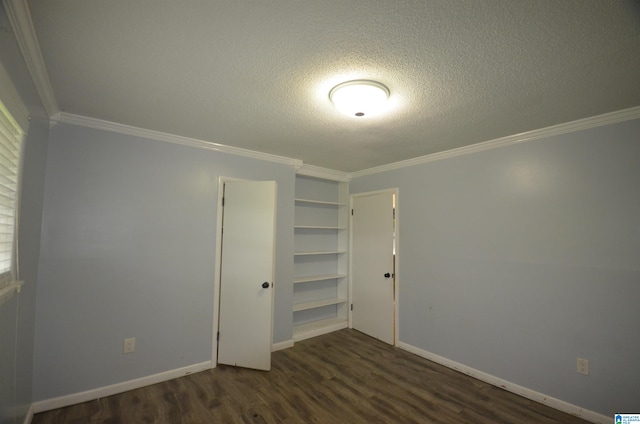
[26,0,640,172]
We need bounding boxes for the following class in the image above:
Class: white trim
[51,112,304,168]
[3,0,59,117]
[392,190,399,346]
[396,341,609,424]
[0,280,23,307]
[33,361,211,413]
[272,339,294,351]
[296,164,351,182]
[22,404,34,424]
[350,106,640,178]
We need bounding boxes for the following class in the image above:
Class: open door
[351,190,396,345]
[217,180,276,371]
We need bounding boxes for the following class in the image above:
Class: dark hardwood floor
[33,329,592,423]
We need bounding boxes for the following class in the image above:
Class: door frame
[348,188,400,345]
[212,176,245,367]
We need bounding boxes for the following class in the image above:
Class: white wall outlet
[123,337,136,354]
[576,357,589,375]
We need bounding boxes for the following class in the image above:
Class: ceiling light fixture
[329,80,390,117]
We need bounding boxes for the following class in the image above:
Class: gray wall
[11,115,48,424]
[0,4,50,424]
[34,123,295,401]
[350,119,640,417]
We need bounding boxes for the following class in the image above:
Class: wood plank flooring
[33,329,592,423]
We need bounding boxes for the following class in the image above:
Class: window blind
[0,103,23,289]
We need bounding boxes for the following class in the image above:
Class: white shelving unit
[293,175,349,342]
[293,297,349,312]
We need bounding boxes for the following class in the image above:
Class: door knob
[262,282,270,288]
[384,273,391,278]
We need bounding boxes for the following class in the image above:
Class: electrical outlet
[123,337,136,354]
[576,358,589,375]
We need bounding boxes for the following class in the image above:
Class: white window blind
[0,101,23,290]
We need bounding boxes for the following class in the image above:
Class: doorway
[350,189,398,345]
[213,178,277,371]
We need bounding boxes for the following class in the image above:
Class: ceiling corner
[3,0,59,116]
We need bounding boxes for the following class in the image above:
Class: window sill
[0,281,24,307]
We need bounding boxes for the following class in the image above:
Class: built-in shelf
[292,317,349,342]
[293,175,349,343]
[295,225,346,230]
[293,297,348,312]
[295,198,346,206]
[294,250,346,256]
[294,274,347,284]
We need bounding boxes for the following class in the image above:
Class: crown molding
[350,106,640,178]
[51,112,304,168]
[3,0,59,117]
[296,164,351,182]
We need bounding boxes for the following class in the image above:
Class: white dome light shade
[329,80,390,117]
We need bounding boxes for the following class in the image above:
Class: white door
[351,191,395,345]
[218,180,276,370]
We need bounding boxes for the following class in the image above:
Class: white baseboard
[22,404,34,424]
[272,339,294,351]
[33,361,212,413]
[30,344,609,422]
[396,342,610,424]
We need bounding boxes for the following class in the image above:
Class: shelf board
[293,297,348,312]
[294,274,347,284]
[295,198,346,206]
[294,251,346,256]
[294,225,346,230]
[293,317,348,342]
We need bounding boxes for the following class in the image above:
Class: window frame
[0,65,27,306]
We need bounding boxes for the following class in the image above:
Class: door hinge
[350,303,353,311]
[351,209,354,215]
[217,331,220,341]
